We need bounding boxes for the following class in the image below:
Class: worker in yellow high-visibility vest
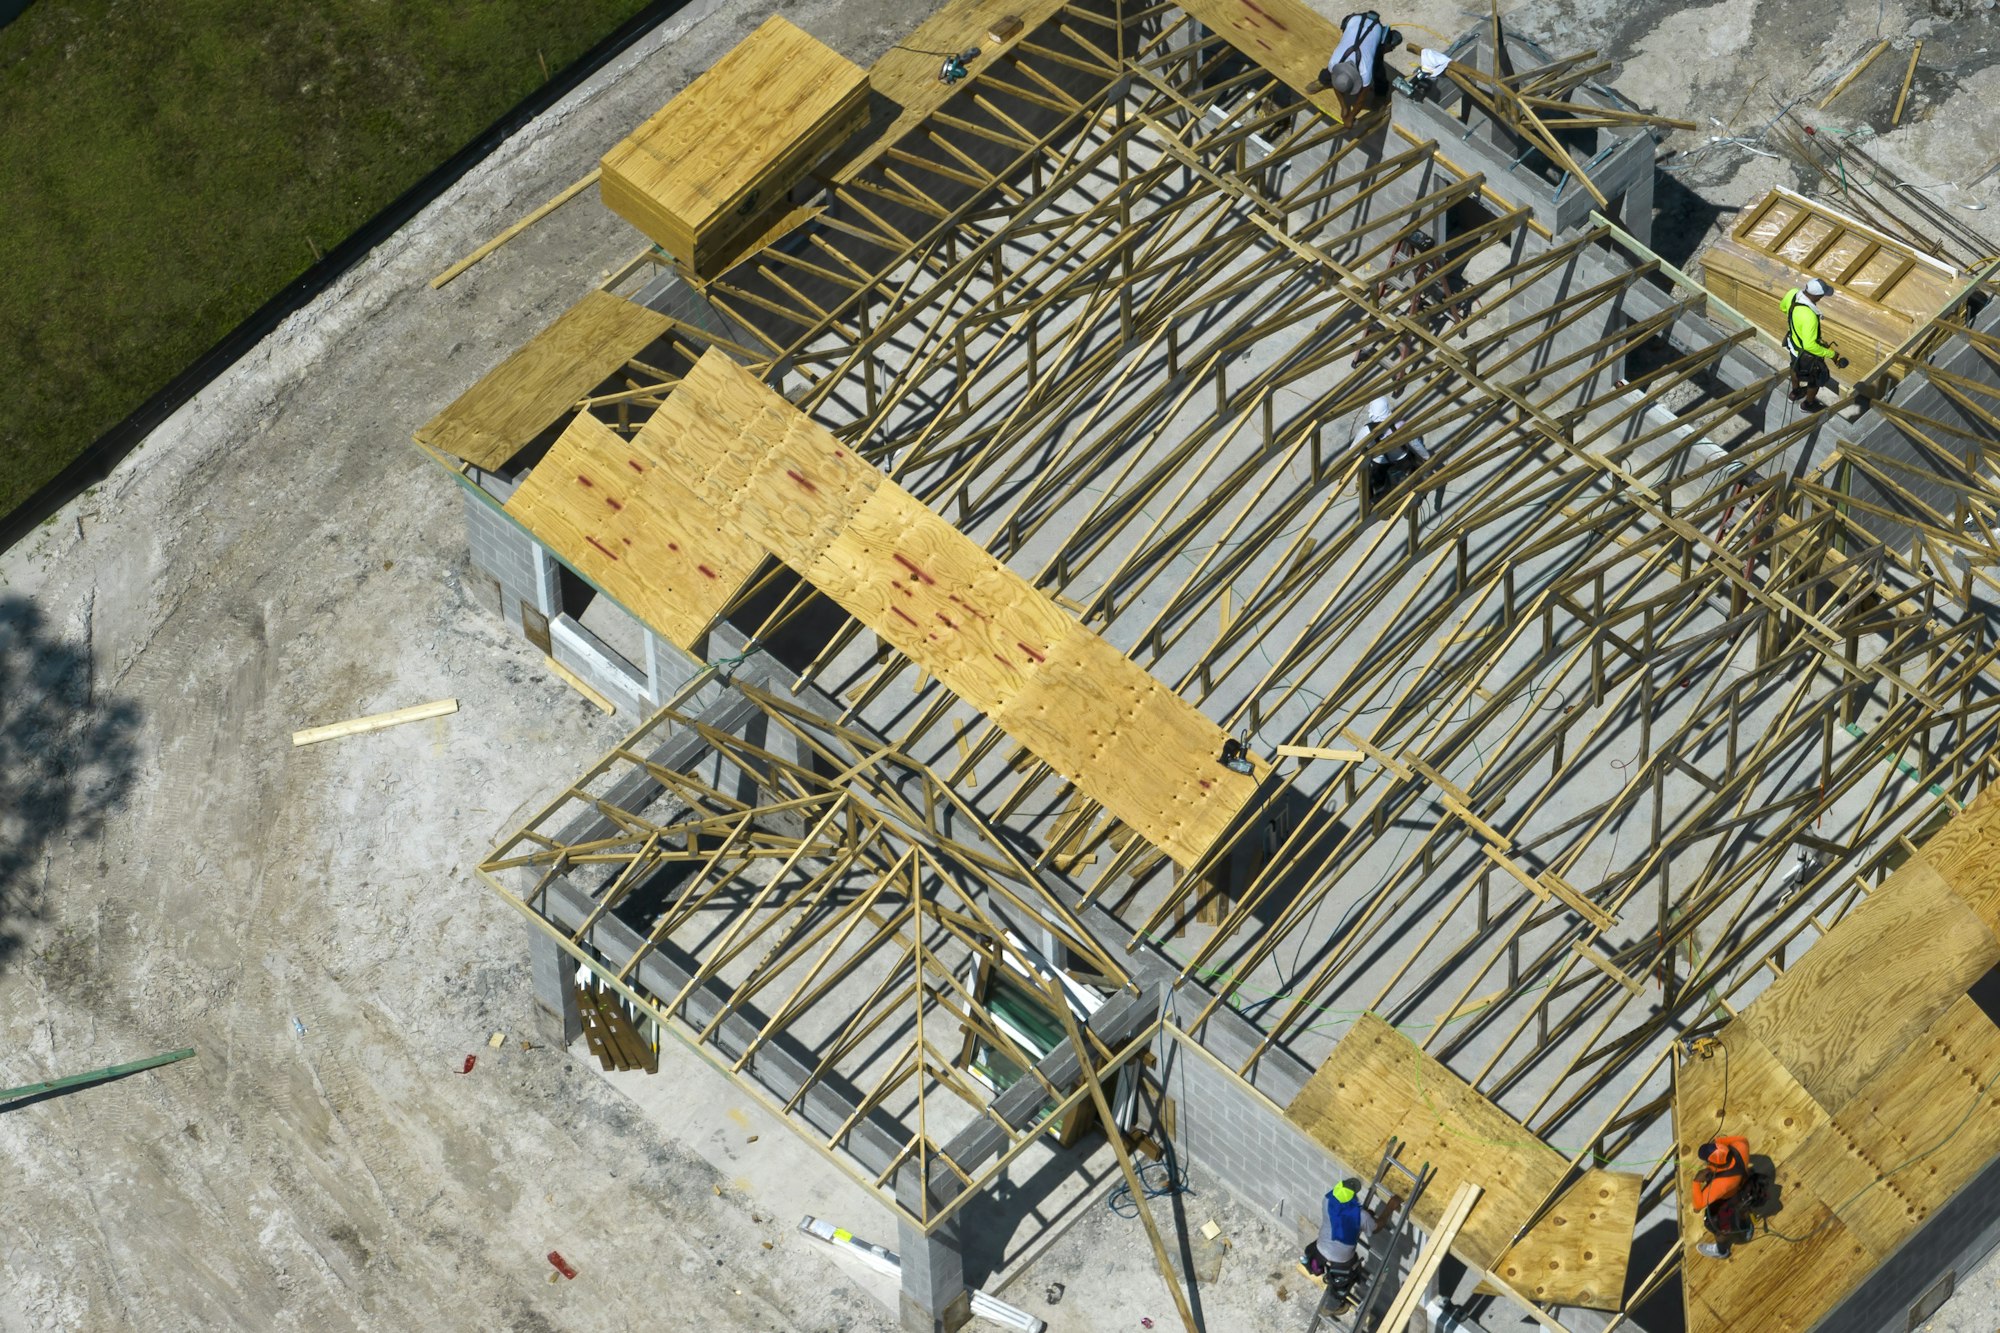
[1780,278,1849,411]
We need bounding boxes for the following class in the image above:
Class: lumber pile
[599,15,870,279]
[1699,187,1963,380]
[579,983,658,1074]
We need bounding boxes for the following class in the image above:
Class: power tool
[939,47,981,84]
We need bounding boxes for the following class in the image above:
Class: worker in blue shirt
[1303,1176,1400,1302]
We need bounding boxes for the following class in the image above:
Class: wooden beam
[1380,1182,1483,1333]
[292,698,458,747]
[432,168,601,289]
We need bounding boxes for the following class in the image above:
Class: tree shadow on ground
[0,594,141,971]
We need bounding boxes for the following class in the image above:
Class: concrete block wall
[1395,31,1657,243]
[461,480,551,634]
[1158,1024,1340,1245]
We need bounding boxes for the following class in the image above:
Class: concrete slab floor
[2,2,1998,1333]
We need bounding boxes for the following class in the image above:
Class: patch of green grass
[0,0,654,519]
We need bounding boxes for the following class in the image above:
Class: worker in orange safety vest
[1690,1134,1756,1258]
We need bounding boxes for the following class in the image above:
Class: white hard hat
[1367,396,1394,424]
[1329,62,1364,96]
[1804,277,1832,299]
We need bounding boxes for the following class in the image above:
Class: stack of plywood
[1699,187,1962,379]
[599,15,870,279]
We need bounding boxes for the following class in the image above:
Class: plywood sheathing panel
[1684,1184,1874,1333]
[1916,791,2000,935]
[1675,786,2000,1333]
[599,16,870,274]
[504,414,759,651]
[415,291,670,471]
[1739,857,2000,1109]
[1176,0,1354,109]
[1484,1170,1643,1310]
[1840,994,2000,1216]
[636,349,1268,868]
[1675,1025,1826,1166]
[1286,1013,1636,1307]
[1699,187,1963,380]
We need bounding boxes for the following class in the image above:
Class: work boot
[1802,396,1827,411]
[1786,385,1804,402]
[1696,1240,1732,1259]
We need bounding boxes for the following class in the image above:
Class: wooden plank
[1833,994,2000,1218]
[1567,939,1644,997]
[414,291,670,471]
[1816,39,1889,109]
[598,991,659,1074]
[504,413,762,652]
[1174,0,1362,114]
[1740,856,1999,1109]
[634,349,1271,869]
[292,698,457,747]
[1286,1014,1578,1272]
[432,168,601,289]
[1674,1024,1825,1167]
[1274,744,1366,763]
[543,654,616,715]
[1893,42,1922,126]
[1681,1181,1874,1333]
[599,16,869,268]
[1484,1171,1641,1310]
[1917,783,2000,936]
[1380,1182,1483,1333]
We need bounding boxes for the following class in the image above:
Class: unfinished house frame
[420,2,2000,1331]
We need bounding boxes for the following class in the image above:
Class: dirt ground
[3,0,1999,1331]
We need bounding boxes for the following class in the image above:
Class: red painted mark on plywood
[697,563,718,580]
[1016,641,1046,663]
[577,474,595,487]
[948,594,989,621]
[786,469,818,493]
[586,536,619,560]
[622,537,632,546]
[1241,0,1284,25]
[1199,778,1214,790]
[834,450,846,458]
[668,542,680,552]
[995,654,1011,666]
[626,458,646,474]
[605,497,623,511]
[892,606,919,626]
[894,554,936,585]
[935,612,957,629]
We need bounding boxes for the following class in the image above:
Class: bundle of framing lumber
[579,983,658,1074]
[598,16,870,279]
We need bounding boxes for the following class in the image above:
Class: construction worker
[1303,1176,1400,1302]
[1355,396,1431,504]
[1780,277,1849,411]
[1310,13,1404,121]
[1689,1134,1758,1258]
